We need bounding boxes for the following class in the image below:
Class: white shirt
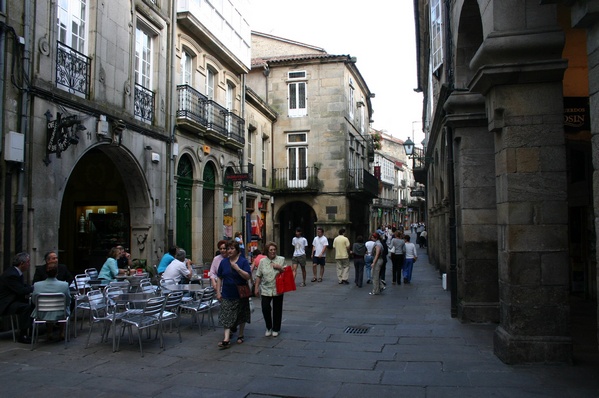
[404,242,418,259]
[365,240,375,256]
[312,235,328,257]
[292,236,308,256]
[162,259,190,283]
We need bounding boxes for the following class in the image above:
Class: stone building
[247,32,378,257]
[414,0,598,363]
[0,0,274,277]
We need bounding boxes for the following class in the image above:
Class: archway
[278,201,317,258]
[59,146,151,273]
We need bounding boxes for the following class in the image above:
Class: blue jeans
[403,258,414,282]
[364,255,373,281]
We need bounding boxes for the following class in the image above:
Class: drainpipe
[16,0,33,254]
[166,0,177,250]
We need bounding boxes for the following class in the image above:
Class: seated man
[162,248,192,284]
[31,265,71,340]
[116,245,132,270]
[157,245,177,274]
[32,251,74,286]
[0,252,34,343]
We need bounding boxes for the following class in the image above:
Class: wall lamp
[403,137,434,166]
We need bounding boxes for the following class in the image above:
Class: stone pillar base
[458,302,499,323]
[493,326,572,364]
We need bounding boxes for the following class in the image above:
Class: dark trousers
[391,253,404,283]
[353,257,365,287]
[379,257,387,282]
[261,294,284,332]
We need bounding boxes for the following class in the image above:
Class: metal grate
[344,326,370,334]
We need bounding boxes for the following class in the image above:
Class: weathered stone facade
[414,0,598,363]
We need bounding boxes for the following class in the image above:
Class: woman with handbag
[216,240,252,349]
[253,242,286,337]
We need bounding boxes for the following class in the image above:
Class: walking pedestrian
[352,235,366,287]
[403,235,418,284]
[333,228,351,285]
[368,233,384,296]
[291,227,308,287]
[311,227,328,282]
[254,242,287,337]
[389,231,405,285]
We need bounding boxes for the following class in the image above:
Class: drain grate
[344,326,370,334]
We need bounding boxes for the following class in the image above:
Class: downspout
[167,0,177,250]
[241,73,247,247]
[16,0,33,255]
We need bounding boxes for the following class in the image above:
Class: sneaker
[366,279,371,284]
[265,329,272,337]
[381,280,386,286]
[272,331,279,337]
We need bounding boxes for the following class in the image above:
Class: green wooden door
[176,156,193,253]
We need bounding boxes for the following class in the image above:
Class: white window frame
[180,50,192,85]
[288,71,307,117]
[430,0,443,72]
[57,0,88,53]
[247,128,253,164]
[206,67,216,99]
[286,132,308,188]
[135,25,153,89]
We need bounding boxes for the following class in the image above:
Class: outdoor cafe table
[115,273,149,291]
[162,283,205,300]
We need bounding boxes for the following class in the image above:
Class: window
[287,133,308,188]
[206,67,216,99]
[180,50,192,85]
[348,78,355,119]
[288,71,307,117]
[135,26,152,88]
[261,135,266,169]
[359,96,365,134]
[57,0,87,53]
[430,0,443,72]
[247,128,253,163]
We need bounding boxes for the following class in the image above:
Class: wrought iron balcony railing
[134,83,155,123]
[176,85,245,147]
[271,167,321,192]
[347,168,378,198]
[56,41,91,98]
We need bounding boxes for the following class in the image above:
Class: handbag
[276,266,296,294]
[237,283,251,299]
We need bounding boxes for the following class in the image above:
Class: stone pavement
[1,248,598,398]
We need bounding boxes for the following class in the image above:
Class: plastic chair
[179,287,216,335]
[31,293,70,350]
[117,296,167,357]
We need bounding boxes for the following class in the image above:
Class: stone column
[445,92,498,323]
[570,0,599,354]
[471,28,571,362]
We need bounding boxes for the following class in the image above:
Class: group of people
[0,251,72,343]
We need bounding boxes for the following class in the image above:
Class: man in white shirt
[162,248,192,284]
[291,227,309,287]
[311,227,328,282]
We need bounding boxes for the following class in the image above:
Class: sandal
[300,282,306,287]
[311,277,317,282]
[236,336,245,344]
[218,340,231,349]
[318,278,323,282]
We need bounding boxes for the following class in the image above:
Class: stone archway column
[471,32,571,362]
[444,92,498,323]
[191,179,203,262]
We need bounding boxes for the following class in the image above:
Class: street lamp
[403,137,415,156]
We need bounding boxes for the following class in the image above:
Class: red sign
[225,173,249,181]
[373,166,381,180]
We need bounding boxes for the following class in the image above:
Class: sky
[247,0,425,145]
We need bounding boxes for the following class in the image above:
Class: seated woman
[31,265,71,340]
[98,247,122,282]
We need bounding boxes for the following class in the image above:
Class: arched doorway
[278,201,317,258]
[176,155,194,254]
[202,162,217,263]
[59,146,150,274]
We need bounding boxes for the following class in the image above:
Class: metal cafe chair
[31,293,70,350]
[117,295,167,357]
[72,274,92,337]
[160,291,184,344]
[179,287,216,335]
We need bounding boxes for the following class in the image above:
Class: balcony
[56,41,91,98]
[134,83,155,123]
[347,168,378,199]
[176,85,245,149]
[271,167,321,193]
[373,198,397,208]
[411,146,427,184]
